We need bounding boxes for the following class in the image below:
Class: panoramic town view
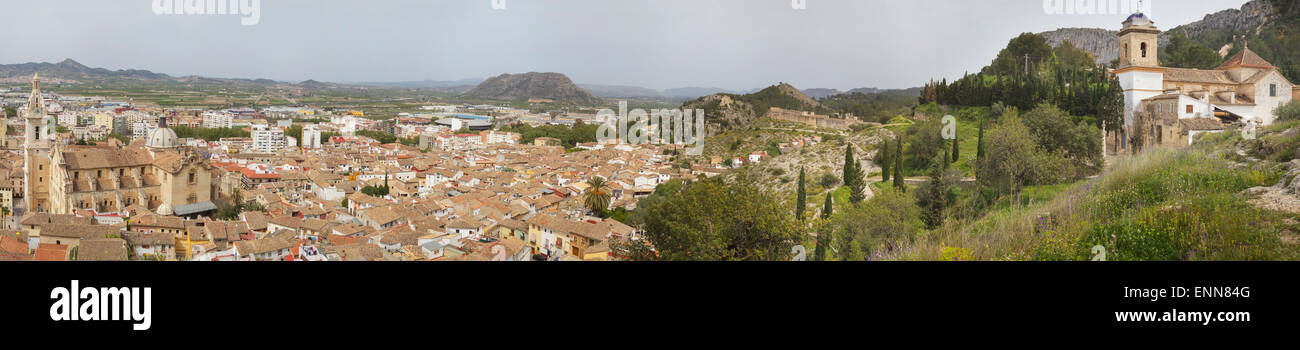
[0,0,1297,263]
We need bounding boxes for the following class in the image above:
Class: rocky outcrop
[1041,28,1120,64]
[1162,0,1276,46]
[1246,159,1300,214]
[681,83,828,135]
[463,72,603,105]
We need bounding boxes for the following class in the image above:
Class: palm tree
[583,177,612,216]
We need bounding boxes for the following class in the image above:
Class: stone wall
[765,107,862,130]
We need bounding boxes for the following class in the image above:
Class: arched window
[1140,42,1148,58]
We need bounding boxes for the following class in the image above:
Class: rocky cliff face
[463,72,603,105]
[1038,0,1279,64]
[1162,0,1276,46]
[1040,28,1120,64]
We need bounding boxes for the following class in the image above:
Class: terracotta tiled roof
[1216,48,1275,70]
[78,239,129,261]
[34,244,68,261]
[1163,68,1237,85]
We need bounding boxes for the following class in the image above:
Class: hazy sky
[0,0,1249,91]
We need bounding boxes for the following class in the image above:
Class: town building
[251,124,287,154]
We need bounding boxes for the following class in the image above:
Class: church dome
[146,127,179,149]
[1124,12,1153,26]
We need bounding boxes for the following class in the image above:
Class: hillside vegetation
[891,125,1300,261]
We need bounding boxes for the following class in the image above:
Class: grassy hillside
[884,129,1300,261]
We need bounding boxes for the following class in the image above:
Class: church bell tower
[1113,12,1166,153]
[23,73,52,212]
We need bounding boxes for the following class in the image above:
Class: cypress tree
[815,195,833,261]
[880,139,891,183]
[893,137,905,192]
[942,145,951,170]
[843,145,856,187]
[796,168,807,222]
[951,132,960,163]
[822,192,833,220]
[976,122,986,160]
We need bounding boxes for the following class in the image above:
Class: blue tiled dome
[1125,12,1152,25]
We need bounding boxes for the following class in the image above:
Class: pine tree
[849,172,867,204]
[796,168,807,222]
[845,145,867,204]
[893,136,905,192]
[921,154,949,230]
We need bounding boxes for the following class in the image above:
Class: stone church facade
[1109,12,1297,154]
[20,74,216,217]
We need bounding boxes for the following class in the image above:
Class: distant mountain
[358,78,485,89]
[579,84,665,99]
[0,59,172,81]
[801,88,843,99]
[463,72,603,105]
[1038,0,1280,64]
[662,87,738,99]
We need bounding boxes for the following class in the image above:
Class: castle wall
[766,107,861,130]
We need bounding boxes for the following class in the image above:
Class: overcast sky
[0,0,1249,91]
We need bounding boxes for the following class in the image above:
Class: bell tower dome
[1118,12,1160,68]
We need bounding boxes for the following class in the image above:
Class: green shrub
[1276,100,1300,123]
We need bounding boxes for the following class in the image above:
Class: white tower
[1114,12,1164,150]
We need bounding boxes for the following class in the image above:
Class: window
[188,172,196,184]
[1140,42,1148,58]
[1156,125,1163,144]
[1186,105,1194,114]
[1272,84,1279,97]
